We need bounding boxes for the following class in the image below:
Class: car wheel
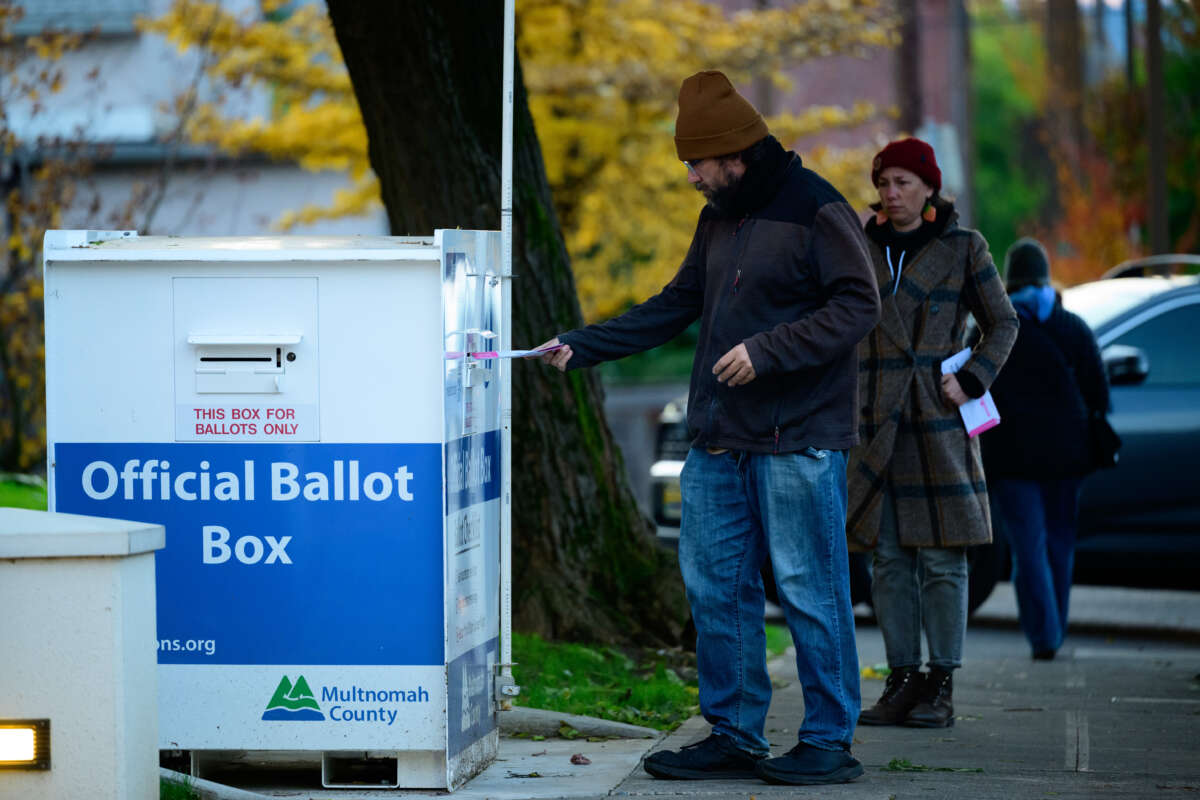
[966,493,1013,615]
[848,552,873,608]
[844,546,1004,619]
[966,540,1009,615]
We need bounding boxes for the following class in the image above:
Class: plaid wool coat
[846,212,1018,551]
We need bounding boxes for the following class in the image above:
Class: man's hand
[537,337,573,372]
[713,343,757,387]
[941,373,969,407]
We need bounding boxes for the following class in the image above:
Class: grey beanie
[1004,237,1051,290]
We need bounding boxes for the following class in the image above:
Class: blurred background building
[728,0,974,222]
[5,0,388,236]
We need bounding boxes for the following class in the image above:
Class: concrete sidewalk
[196,584,1200,799]
[614,624,1200,799]
[972,581,1200,639]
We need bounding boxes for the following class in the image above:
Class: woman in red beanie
[847,138,1018,728]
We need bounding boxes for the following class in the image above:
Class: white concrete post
[0,508,164,800]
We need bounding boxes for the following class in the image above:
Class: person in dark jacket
[849,138,1018,729]
[982,238,1109,661]
[539,71,880,786]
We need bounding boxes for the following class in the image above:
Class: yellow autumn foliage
[147,0,894,321]
[521,0,894,319]
[0,3,89,471]
[139,1,380,227]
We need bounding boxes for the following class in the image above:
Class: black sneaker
[755,742,864,785]
[643,733,764,780]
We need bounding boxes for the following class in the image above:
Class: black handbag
[1089,411,1121,469]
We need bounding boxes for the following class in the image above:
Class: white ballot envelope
[941,347,1001,438]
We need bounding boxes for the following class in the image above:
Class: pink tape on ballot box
[446,343,566,360]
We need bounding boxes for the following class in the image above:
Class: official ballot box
[43,230,506,789]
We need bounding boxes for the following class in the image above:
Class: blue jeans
[993,478,1081,653]
[871,487,968,670]
[678,447,859,755]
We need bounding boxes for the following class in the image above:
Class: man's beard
[696,172,743,215]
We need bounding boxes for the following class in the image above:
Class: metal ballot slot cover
[190,334,300,395]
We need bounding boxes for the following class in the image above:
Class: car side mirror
[1102,344,1150,386]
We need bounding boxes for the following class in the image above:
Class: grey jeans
[870,487,968,670]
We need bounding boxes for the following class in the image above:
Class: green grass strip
[511,632,698,731]
[765,623,790,658]
[160,776,200,800]
[0,479,47,510]
[512,624,792,733]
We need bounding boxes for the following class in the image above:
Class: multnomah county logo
[262,675,324,721]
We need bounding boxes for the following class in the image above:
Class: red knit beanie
[674,70,768,161]
[871,137,941,191]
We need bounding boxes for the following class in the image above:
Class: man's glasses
[683,159,707,174]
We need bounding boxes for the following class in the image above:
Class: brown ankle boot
[859,667,926,726]
[904,667,954,728]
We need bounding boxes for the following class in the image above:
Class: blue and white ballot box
[43,230,506,789]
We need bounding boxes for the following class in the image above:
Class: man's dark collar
[708,135,793,219]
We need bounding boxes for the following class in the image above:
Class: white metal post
[497,0,519,706]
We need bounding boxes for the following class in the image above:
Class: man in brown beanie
[539,70,880,785]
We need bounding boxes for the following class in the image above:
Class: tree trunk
[324,1,688,646]
[895,0,922,135]
[1046,0,1085,161]
[1145,0,1169,254]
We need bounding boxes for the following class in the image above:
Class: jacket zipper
[771,396,784,454]
[731,216,747,294]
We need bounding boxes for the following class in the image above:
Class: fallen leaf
[570,753,591,765]
[861,663,891,680]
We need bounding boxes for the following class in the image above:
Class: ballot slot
[189,335,300,394]
[198,350,276,365]
[173,278,319,441]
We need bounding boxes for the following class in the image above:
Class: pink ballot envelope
[464,343,566,359]
[941,347,1001,438]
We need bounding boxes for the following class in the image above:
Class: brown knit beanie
[674,70,768,161]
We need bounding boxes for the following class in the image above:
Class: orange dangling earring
[922,200,937,223]
[875,209,889,226]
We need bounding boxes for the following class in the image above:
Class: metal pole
[1124,0,1136,87]
[1146,0,1169,254]
[497,0,518,706]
